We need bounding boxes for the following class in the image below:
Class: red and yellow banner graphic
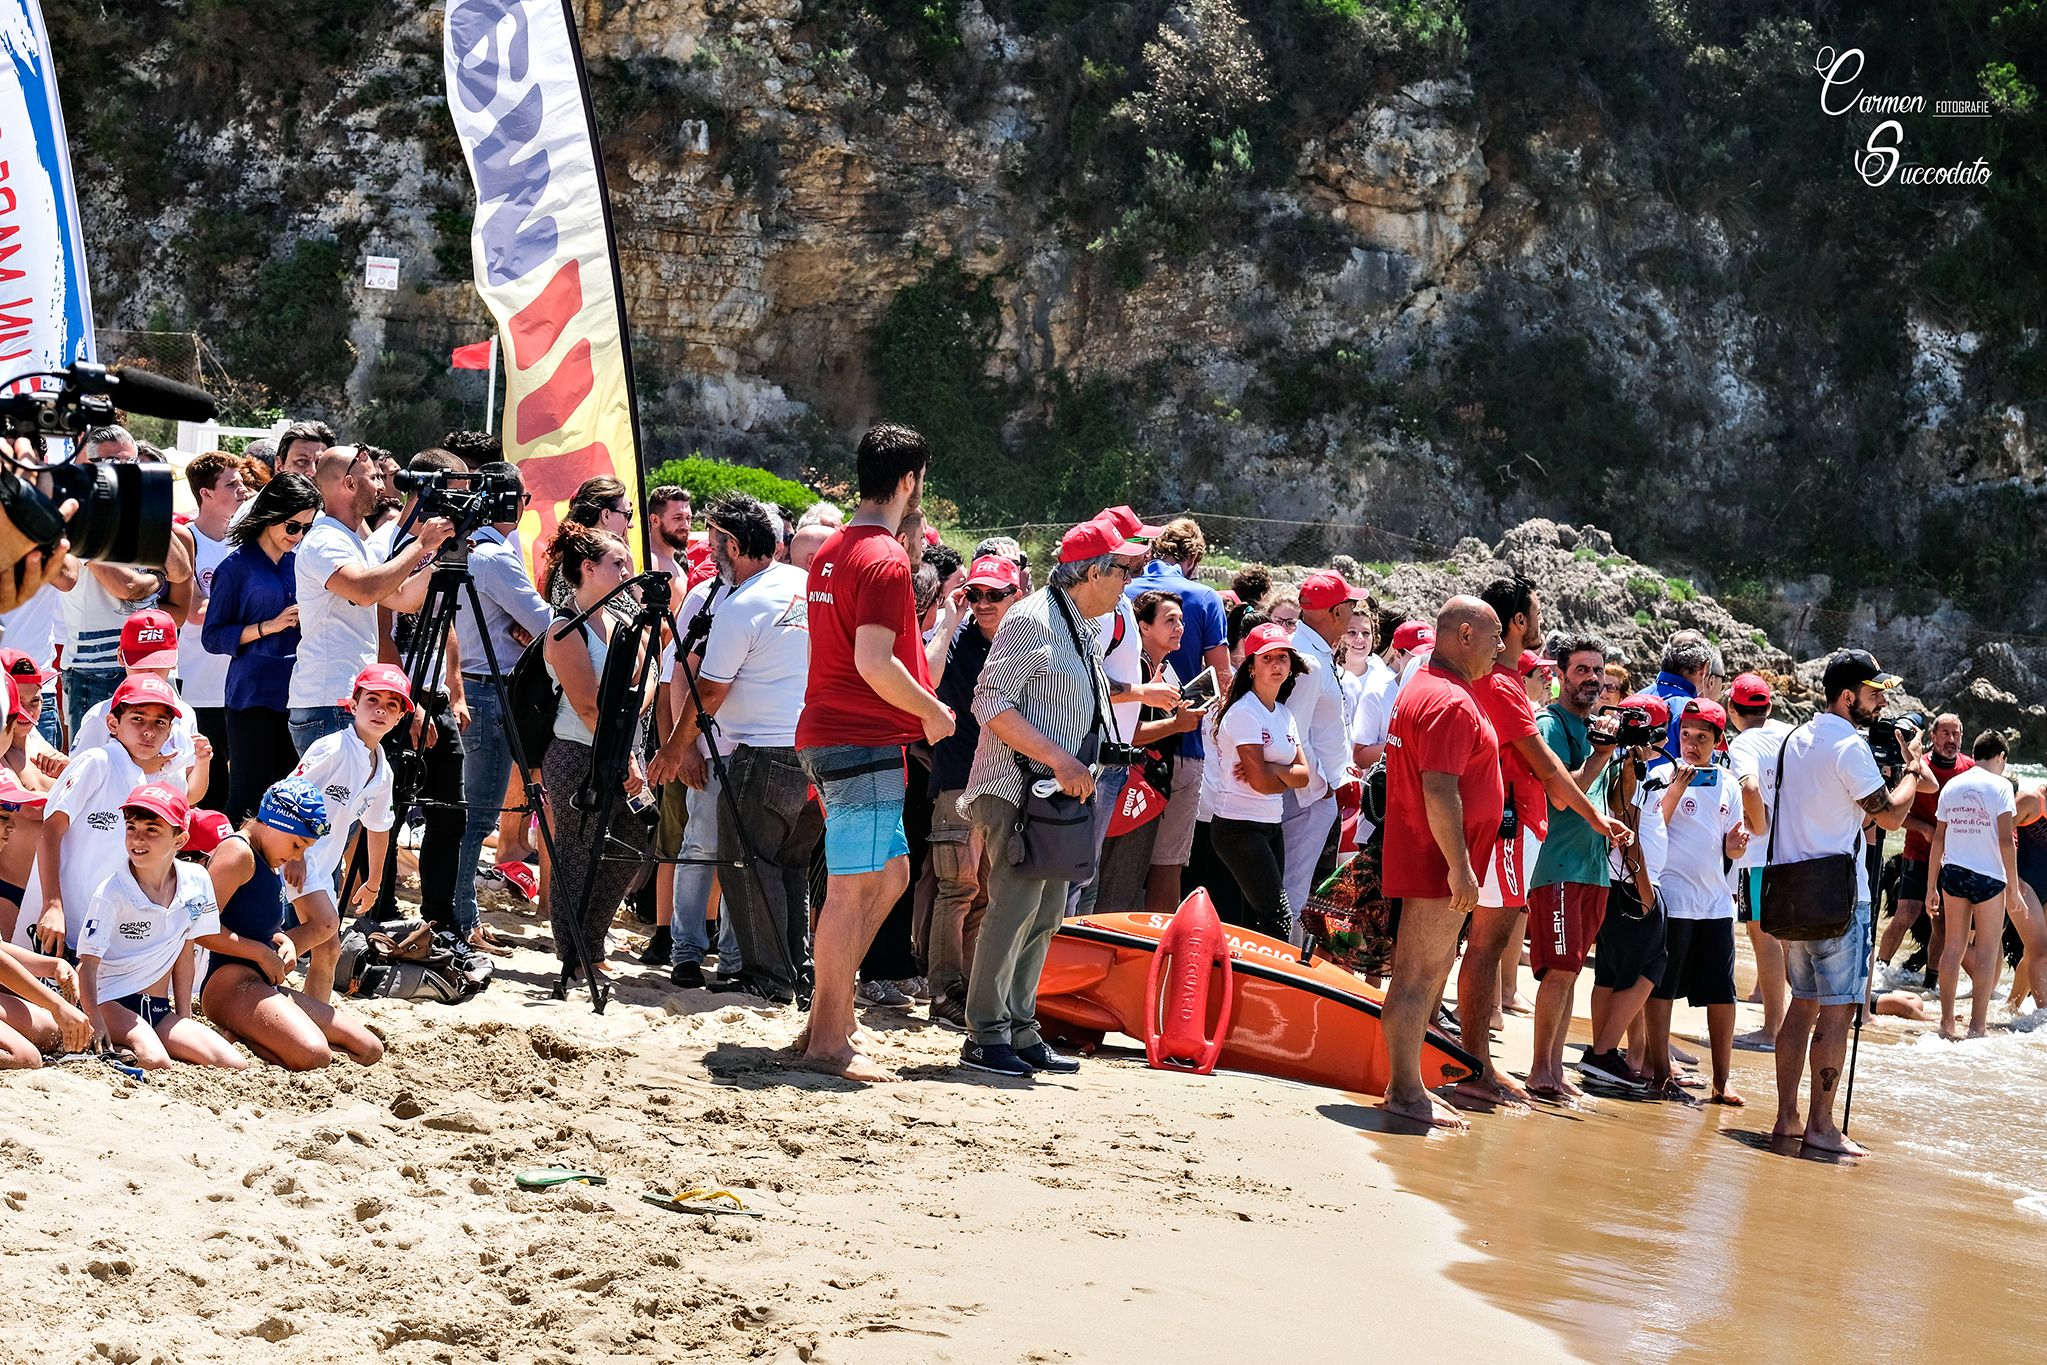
[442,0,643,571]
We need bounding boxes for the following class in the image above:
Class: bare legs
[1773,997,1867,1156]
[798,858,909,1082]
[1381,895,1468,1129]
[1937,895,2007,1038]
[1739,922,1787,1047]
[1454,904,1532,1107]
[1526,967,1583,1097]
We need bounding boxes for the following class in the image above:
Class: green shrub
[646,457,821,515]
[1626,575,1664,600]
[222,239,356,399]
[1667,578,1698,603]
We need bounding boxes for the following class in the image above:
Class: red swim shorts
[1527,882,1608,978]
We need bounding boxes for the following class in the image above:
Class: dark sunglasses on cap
[964,587,1016,605]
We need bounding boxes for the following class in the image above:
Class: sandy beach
[0,892,1578,1365]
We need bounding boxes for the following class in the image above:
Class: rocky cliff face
[56,1,2047,712]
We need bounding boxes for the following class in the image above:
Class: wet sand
[1350,945,2047,1362]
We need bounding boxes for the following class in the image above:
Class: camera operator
[647,492,817,1002]
[0,439,79,740]
[450,461,550,949]
[291,446,453,754]
[953,516,1139,1078]
[1768,649,1930,1156]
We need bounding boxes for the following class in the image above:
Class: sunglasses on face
[964,587,1016,605]
[607,505,635,524]
[282,518,315,536]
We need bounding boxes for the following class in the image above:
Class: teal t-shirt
[1529,704,1614,889]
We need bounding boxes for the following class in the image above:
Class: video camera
[1607,705,1664,749]
[0,361,210,567]
[392,467,524,528]
[1867,712,1922,782]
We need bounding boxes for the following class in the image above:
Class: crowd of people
[0,416,2029,1154]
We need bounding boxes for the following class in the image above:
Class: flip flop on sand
[642,1188,763,1219]
[515,1167,608,1190]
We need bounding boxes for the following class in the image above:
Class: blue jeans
[64,667,123,742]
[454,682,515,936]
[1785,900,1872,1006]
[289,705,353,756]
[33,689,60,750]
[672,774,739,971]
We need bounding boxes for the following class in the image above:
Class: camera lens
[46,462,171,567]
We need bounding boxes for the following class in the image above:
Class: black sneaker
[960,1040,1034,1077]
[705,973,796,1004]
[668,959,705,989]
[1014,1042,1079,1075]
[639,925,673,967]
[928,993,968,1031]
[1577,1048,1648,1090]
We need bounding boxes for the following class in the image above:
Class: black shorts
[1652,916,1738,1006]
[111,993,174,1029]
[1592,879,1667,992]
[1897,858,1929,901]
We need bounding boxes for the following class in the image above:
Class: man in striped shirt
[956,515,1146,1077]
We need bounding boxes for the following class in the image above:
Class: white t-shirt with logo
[1725,718,1792,875]
[1935,766,2017,882]
[177,525,234,706]
[1210,695,1299,822]
[1351,654,1399,748]
[696,563,811,749]
[1768,713,1888,905]
[28,742,154,948]
[1093,596,1144,744]
[74,689,198,779]
[1644,760,1740,919]
[291,515,378,709]
[78,861,219,1004]
[289,725,395,895]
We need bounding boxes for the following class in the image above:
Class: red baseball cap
[1096,505,1166,539]
[1391,621,1435,652]
[1243,622,1298,657]
[121,782,190,832]
[1298,571,1367,611]
[1728,672,1772,708]
[1517,649,1558,676]
[921,525,942,547]
[119,608,180,668]
[1058,516,1147,563]
[1680,697,1728,734]
[964,554,1022,591]
[0,649,53,689]
[0,768,46,809]
[183,808,233,856]
[110,673,179,713]
[1621,692,1672,729]
[351,663,415,711]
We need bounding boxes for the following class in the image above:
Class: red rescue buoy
[1144,889,1234,1074]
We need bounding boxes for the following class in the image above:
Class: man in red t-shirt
[1877,711,1971,976]
[1462,576,1634,1106]
[792,424,955,1082]
[1381,595,1504,1130]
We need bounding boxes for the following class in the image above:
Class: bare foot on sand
[1734,1028,1776,1052]
[1801,1127,1869,1157]
[1669,1043,1698,1066]
[796,1045,901,1082]
[1384,1088,1470,1130]
[1502,995,1534,1017]
[1454,1074,1532,1112]
[1771,1112,1803,1140]
[1712,1083,1747,1106]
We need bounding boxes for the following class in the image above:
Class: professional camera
[1608,705,1664,749]
[1098,741,1145,768]
[0,361,206,566]
[392,468,524,528]
[1866,713,1920,781]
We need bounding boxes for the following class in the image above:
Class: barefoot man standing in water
[1768,650,1927,1155]
[793,425,955,1081]
[1380,597,1504,1129]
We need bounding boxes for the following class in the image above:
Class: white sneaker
[857,979,912,1008]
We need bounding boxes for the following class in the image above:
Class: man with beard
[1877,712,1970,982]
[1768,650,1928,1155]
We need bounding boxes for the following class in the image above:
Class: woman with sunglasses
[201,472,319,823]
[542,476,638,622]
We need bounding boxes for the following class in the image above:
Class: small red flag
[451,339,494,370]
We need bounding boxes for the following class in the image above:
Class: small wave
[2015,1193,2047,1216]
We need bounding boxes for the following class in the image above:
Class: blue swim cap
[258,776,331,839]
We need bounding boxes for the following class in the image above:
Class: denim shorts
[1938,863,2006,905]
[1784,900,1871,1006]
[800,744,908,876]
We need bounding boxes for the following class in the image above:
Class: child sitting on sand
[283,664,409,1004]
[29,674,187,957]
[66,609,213,805]
[75,783,245,1071]
[0,675,62,939]
[0,767,91,1067]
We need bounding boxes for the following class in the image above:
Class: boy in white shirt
[1642,698,1749,1106]
[1927,729,2022,1039]
[76,782,245,1070]
[30,674,187,955]
[69,609,212,803]
[285,664,409,1003]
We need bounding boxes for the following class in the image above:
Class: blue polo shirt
[1649,670,1698,759]
[1126,562,1227,759]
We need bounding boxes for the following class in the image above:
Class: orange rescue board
[1037,910,1479,1096]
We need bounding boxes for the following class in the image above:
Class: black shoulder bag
[1759,723,1857,942]
[1005,590,1112,882]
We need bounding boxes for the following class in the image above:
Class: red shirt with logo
[794,525,933,749]
[1474,664,1549,841]
[1904,753,1975,861]
[1383,663,1503,898]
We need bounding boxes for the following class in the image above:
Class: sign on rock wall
[442,0,644,570]
[0,0,93,386]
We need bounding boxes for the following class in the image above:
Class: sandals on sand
[642,1188,762,1219]
[515,1167,608,1190]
